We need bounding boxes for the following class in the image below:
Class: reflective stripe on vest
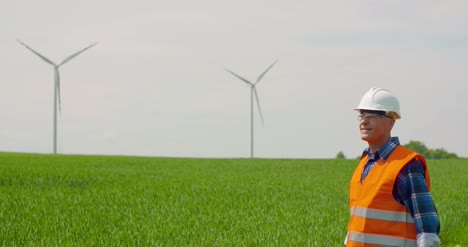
[350,206,414,224]
[348,231,416,247]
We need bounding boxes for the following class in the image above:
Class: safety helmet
[354,88,401,119]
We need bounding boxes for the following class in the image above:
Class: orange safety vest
[346,146,430,247]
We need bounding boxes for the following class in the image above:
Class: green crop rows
[0,152,466,246]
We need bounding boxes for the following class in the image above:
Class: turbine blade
[55,69,62,115]
[17,39,56,66]
[58,42,97,66]
[224,68,254,86]
[255,59,278,85]
[253,88,264,125]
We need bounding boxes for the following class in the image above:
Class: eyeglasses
[358,113,393,122]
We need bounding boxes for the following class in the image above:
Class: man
[345,88,440,247]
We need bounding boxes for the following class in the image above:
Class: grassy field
[0,152,466,246]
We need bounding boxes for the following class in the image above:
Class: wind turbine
[225,60,278,158]
[17,39,97,154]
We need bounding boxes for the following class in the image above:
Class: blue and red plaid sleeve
[393,158,440,235]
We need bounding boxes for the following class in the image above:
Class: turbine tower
[17,39,97,154]
[225,60,278,158]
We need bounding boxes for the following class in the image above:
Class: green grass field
[0,152,466,246]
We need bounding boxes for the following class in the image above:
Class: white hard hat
[354,88,401,119]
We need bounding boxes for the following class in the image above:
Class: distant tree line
[404,140,458,159]
[335,140,459,159]
[336,151,346,159]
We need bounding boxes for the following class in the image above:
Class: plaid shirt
[361,137,440,235]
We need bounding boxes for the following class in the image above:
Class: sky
[1,0,467,159]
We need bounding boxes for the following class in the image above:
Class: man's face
[358,112,394,143]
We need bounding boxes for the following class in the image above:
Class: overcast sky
[2,0,467,158]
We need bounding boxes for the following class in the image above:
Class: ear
[387,118,395,130]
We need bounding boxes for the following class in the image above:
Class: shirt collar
[361,137,400,162]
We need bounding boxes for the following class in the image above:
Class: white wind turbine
[17,39,97,154]
[225,60,278,158]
